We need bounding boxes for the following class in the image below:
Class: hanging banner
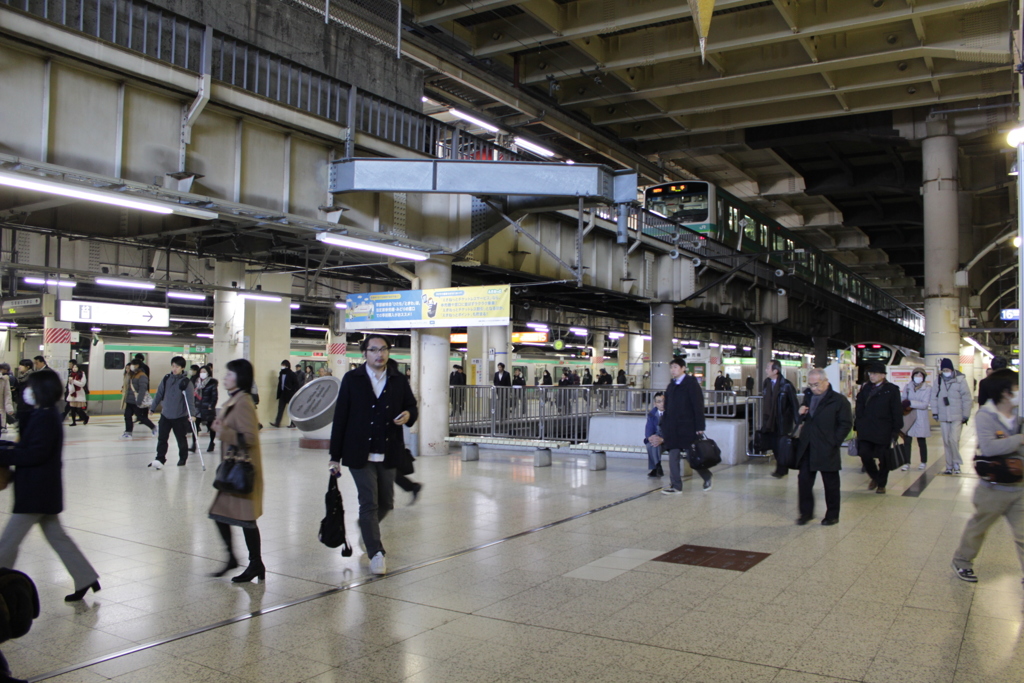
[346,285,510,329]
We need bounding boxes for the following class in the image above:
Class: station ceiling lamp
[166,291,207,300]
[24,277,75,287]
[450,109,500,133]
[95,277,156,290]
[315,232,429,261]
[513,137,556,158]
[0,170,217,219]
[237,292,283,302]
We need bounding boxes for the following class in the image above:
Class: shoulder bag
[213,432,255,494]
[319,476,353,556]
[689,434,722,470]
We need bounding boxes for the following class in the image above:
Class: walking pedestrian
[762,360,800,478]
[12,361,33,432]
[933,358,973,475]
[271,360,298,428]
[191,365,218,453]
[951,369,1024,583]
[661,356,713,494]
[0,364,12,435]
[149,356,197,469]
[0,370,100,602]
[795,369,852,525]
[854,361,903,494]
[120,359,156,440]
[976,356,1009,406]
[62,361,89,426]
[644,391,665,477]
[900,368,932,470]
[209,359,266,583]
[616,369,627,386]
[449,364,466,416]
[328,335,417,575]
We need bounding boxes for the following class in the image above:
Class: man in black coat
[271,360,298,428]
[795,369,852,525]
[976,355,1010,406]
[855,360,904,494]
[493,363,511,387]
[762,360,800,478]
[660,356,713,494]
[328,335,418,575]
[449,364,466,416]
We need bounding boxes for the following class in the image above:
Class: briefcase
[689,435,722,469]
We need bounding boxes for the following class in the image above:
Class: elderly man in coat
[795,369,852,525]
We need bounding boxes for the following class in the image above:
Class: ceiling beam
[410,0,521,26]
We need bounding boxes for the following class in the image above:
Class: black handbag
[318,476,353,556]
[882,441,904,472]
[689,435,722,469]
[213,435,255,495]
[775,435,799,470]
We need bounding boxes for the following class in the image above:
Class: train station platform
[3,416,1022,683]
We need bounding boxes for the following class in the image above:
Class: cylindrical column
[415,256,453,456]
[650,303,674,390]
[615,330,627,376]
[812,336,829,369]
[328,311,347,377]
[628,325,645,385]
[754,324,774,392]
[922,134,961,372]
[43,291,72,382]
[590,332,605,380]
[212,261,246,404]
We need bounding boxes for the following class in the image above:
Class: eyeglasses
[365,346,389,354]
[808,382,824,389]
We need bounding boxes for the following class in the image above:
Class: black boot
[232,561,266,583]
[211,557,240,578]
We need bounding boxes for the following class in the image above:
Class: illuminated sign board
[58,300,170,327]
[1001,309,1020,321]
[450,331,548,344]
[347,285,509,330]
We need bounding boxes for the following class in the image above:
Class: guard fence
[450,386,766,454]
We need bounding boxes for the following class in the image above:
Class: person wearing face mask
[854,361,904,494]
[951,369,1024,583]
[0,370,100,603]
[900,369,932,471]
[270,360,298,428]
[932,358,973,475]
[191,365,219,453]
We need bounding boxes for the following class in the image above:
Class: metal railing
[450,386,753,445]
[2,0,531,163]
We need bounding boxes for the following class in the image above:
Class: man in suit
[271,360,298,428]
[795,369,852,525]
[493,363,511,387]
[661,356,712,494]
[329,335,418,575]
[449,364,466,416]
[854,360,904,494]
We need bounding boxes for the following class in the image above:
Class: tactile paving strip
[652,544,770,572]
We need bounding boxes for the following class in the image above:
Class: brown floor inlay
[653,544,770,572]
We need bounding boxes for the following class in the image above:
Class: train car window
[104,352,125,370]
[760,223,770,248]
[855,344,894,365]
[644,184,710,223]
[743,216,757,242]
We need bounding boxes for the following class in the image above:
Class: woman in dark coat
[0,370,100,602]
[191,364,219,453]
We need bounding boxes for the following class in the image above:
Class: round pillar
[650,303,674,390]
[922,134,961,371]
[415,256,453,456]
[590,332,605,380]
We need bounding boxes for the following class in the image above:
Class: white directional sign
[58,300,169,327]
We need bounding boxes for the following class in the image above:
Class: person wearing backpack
[149,357,197,469]
[951,369,1024,583]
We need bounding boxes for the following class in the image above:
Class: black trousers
[156,416,190,463]
[274,397,291,425]
[798,455,841,520]
[859,440,890,487]
[190,418,216,450]
[395,473,421,493]
[124,404,155,433]
[901,436,927,464]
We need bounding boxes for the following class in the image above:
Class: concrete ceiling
[404,0,1017,309]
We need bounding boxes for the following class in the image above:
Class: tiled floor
[3,415,1023,682]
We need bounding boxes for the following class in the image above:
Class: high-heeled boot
[231,561,265,583]
[65,580,101,602]
[211,556,239,577]
[232,526,264,583]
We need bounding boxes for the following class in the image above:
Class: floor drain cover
[652,544,770,572]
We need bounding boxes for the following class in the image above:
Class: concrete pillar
[922,132,961,372]
[960,344,975,394]
[327,311,347,377]
[974,347,985,385]
[467,327,486,385]
[211,261,247,405]
[43,291,72,382]
[590,332,605,379]
[243,273,293,427]
[813,336,830,369]
[416,256,453,456]
[753,324,774,393]
[650,303,674,390]
[628,325,646,385]
[489,323,511,377]
[615,331,627,375]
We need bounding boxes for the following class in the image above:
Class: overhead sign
[2,296,44,318]
[347,285,510,330]
[1000,309,1020,321]
[58,300,170,327]
[449,331,548,344]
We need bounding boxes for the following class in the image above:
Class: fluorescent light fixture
[450,109,499,133]
[641,335,652,340]
[0,322,17,328]
[526,323,549,330]
[166,291,207,301]
[334,302,348,309]
[1008,127,1024,148]
[569,327,588,335]
[722,344,737,349]
[315,232,429,261]
[195,333,214,339]
[565,160,575,165]
[90,327,101,332]
[169,317,213,323]
[608,332,625,339]
[964,336,994,360]
[303,326,329,332]
[743,346,752,351]
[709,343,720,348]
[290,303,301,310]
[24,277,75,287]
[128,329,173,335]
[95,277,156,290]
[0,170,217,219]
[514,137,555,157]
[237,293,282,302]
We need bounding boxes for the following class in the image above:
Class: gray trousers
[0,513,99,590]
[668,448,711,490]
[940,420,963,469]
[953,484,1024,574]
[349,462,395,558]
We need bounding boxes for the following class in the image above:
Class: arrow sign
[58,300,170,327]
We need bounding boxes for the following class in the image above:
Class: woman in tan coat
[209,358,265,583]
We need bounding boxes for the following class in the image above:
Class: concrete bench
[444,436,571,467]
[587,415,747,466]
[569,442,693,476]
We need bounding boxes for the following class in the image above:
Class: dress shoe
[648,468,660,477]
[211,557,240,577]
[177,457,187,466]
[770,471,787,479]
[232,562,266,583]
[876,486,886,494]
[656,465,664,476]
[796,515,813,525]
[821,517,839,526]
[65,580,101,602]
[269,422,280,428]
[409,483,422,505]
[868,479,878,490]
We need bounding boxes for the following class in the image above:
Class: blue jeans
[646,444,662,470]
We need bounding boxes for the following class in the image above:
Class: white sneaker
[369,552,387,575]
[661,488,682,495]
[151,427,159,437]
[119,433,133,440]
[148,459,163,470]
[901,465,909,471]
[919,463,927,470]
[953,465,961,474]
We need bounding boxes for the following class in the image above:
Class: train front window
[855,344,893,366]
[645,184,709,223]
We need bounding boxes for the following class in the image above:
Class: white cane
[182,388,206,471]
